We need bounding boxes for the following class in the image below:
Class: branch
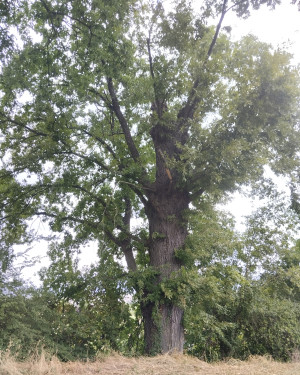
[207,0,228,58]
[120,197,137,272]
[67,128,152,201]
[177,0,229,122]
[34,211,102,233]
[147,36,168,118]
[122,197,131,228]
[78,128,117,159]
[189,188,204,201]
[0,113,48,137]
[87,87,112,107]
[107,77,140,162]
[59,149,109,171]
[119,180,151,205]
[146,37,155,81]
[24,181,108,209]
[70,184,107,207]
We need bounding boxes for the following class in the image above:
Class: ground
[2,352,300,375]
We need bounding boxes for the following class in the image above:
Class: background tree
[185,185,300,361]
[39,246,137,359]
[0,247,137,361]
[0,0,300,354]
[2,189,300,361]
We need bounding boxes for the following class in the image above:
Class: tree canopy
[0,0,300,354]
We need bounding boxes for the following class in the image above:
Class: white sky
[227,1,300,63]
[17,1,300,285]
[223,1,300,225]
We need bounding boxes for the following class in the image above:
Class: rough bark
[135,5,231,352]
[142,184,189,354]
[108,72,190,354]
[141,299,184,354]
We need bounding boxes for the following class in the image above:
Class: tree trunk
[142,189,189,354]
[141,299,184,354]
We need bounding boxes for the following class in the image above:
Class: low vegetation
[1,352,300,375]
[1,195,300,363]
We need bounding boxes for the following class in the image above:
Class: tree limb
[177,0,229,122]
[59,149,109,171]
[78,127,117,159]
[146,37,155,81]
[107,77,140,162]
[0,113,48,137]
[207,0,228,58]
[120,197,137,271]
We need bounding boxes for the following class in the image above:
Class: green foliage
[237,289,300,361]
[0,263,138,360]
[1,190,300,361]
[1,0,300,357]
[184,261,300,362]
[0,288,62,360]
[184,189,300,362]
[39,248,138,358]
[0,0,299,253]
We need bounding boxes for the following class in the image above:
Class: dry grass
[1,351,300,375]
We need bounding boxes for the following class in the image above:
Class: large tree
[1,0,300,354]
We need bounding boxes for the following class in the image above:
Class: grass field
[1,352,300,375]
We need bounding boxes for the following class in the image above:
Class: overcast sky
[223,1,300,224]
[227,1,300,63]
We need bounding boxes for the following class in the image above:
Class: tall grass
[1,350,300,375]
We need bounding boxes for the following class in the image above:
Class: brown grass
[1,351,300,375]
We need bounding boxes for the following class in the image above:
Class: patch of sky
[15,89,34,105]
[14,170,39,186]
[222,165,292,232]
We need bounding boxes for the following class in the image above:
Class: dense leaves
[1,191,300,361]
[0,251,137,360]
[1,0,300,354]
